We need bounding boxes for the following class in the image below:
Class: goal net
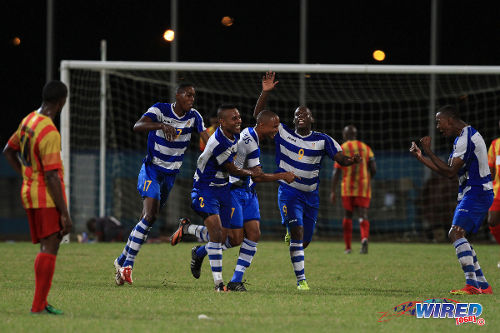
[61,62,500,241]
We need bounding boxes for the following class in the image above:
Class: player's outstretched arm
[418,137,463,179]
[334,152,361,167]
[45,170,72,237]
[2,143,22,175]
[253,71,279,119]
[133,115,177,141]
[251,166,299,184]
[224,161,263,178]
[330,168,341,203]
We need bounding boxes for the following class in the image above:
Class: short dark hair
[256,110,278,124]
[217,104,238,120]
[42,80,68,103]
[437,105,460,119]
[176,82,195,94]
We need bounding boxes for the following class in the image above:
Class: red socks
[490,224,500,245]
[342,218,352,250]
[360,219,370,241]
[31,252,56,312]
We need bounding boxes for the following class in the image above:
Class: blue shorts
[137,163,176,207]
[229,186,261,229]
[278,184,319,244]
[191,186,232,227]
[452,188,494,234]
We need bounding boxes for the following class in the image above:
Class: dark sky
[2,0,500,143]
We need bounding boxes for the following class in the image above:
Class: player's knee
[290,227,303,241]
[229,234,243,247]
[245,228,260,242]
[142,212,157,224]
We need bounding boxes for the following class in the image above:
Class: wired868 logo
[416,301,485,326]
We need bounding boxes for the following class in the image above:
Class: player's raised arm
[250,166,299,184]
[253,71,279,119]
[133,115,176,141]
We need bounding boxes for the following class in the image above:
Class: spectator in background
[86,216,124,242]
[200,115,219,151]
[487,120,500,268]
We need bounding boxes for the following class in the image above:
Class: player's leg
[449,192,493,294]
[356,197,371,254]
[341,196,353,254]
[170,217,210,245]
[29,208,64,314]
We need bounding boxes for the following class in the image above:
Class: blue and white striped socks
[187,224,209,242]
[470,245,489,290]
[116,219,151,268]
[453,237,479,289]
[230,238,258,283]
[290,239,305,283]
[206,242,223,285]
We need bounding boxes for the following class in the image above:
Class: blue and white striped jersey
[143,102,205,174]
[193,127,239,189]
[230,127,261,189]
[275,123,342,192]
[450,126,493,201]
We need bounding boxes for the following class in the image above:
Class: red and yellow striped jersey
[488,138,500,198]
[7,111,66,208]
[334,140,374,198]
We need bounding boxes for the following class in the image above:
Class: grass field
[0,241,499,332]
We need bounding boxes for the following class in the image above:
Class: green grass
[0,241,499,332]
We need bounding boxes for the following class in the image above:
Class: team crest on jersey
[186,120,192,127]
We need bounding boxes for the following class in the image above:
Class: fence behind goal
[60,62,500,241]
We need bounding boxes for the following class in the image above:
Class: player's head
[256,110,280,140]
[86,218,97,233]
[42,80,68,110]
[218,104,241,135]
[293,106,313,131]
[436,105,460,137]
[175,83,195,113]
[342,125,357,141]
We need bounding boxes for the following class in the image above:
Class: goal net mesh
[65,66,500,241]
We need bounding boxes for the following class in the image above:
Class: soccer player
[3,81,72,314]
[410,105,493,295]
[330,125,376,254]
[199,114,219,151]
[189,104,262,291]
[171,110,298,291]
[114,83,209,285]
[487,120,500,268]
[254,72,361,290]
[86,216,124,242]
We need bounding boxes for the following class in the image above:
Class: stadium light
[163,29,175,42]
[12,37,21,46]
[221,16,234,27]
[373,50,386,62]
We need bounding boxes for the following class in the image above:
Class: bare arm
[251,166,299,184]
[368,159,377,178]
[133,115,177,141]
[419,136,463,179]
[223,162,263,178]
[330,168,342,203]
[45,170,72,236]
[2,144,22,175]
[334,152,361,167]
[200,130,210,145]
[490,165,496,180]
[253,71,279,119]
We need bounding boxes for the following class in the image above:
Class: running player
[410,105,493,294]
[114,83,209,285]
[254,72,361,290]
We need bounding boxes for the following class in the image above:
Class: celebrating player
[410,105,493,295]
[487,119,500,267]
[171,110,298,291]
[188,104,262,291]
[330,125,376,254]
[254,72,361,290]
[3,81,72,314]
[114,83,209,285]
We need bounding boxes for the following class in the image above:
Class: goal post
[60,61,500,241]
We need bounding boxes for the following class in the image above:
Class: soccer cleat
[360,239,368,254]
[191,246,204,279]
[31,304,64,315]
[227,281,247,292]
[284,230,291,246]
[120,266,133,285]
[215,282,228,292]
[170,217,191,246]
[114,259,124,286]
[344,249,352,254]
[450,285,482,295]
[481,286,493,294]
[297,280,310,291]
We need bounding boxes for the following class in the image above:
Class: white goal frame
[60,61,500,217]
